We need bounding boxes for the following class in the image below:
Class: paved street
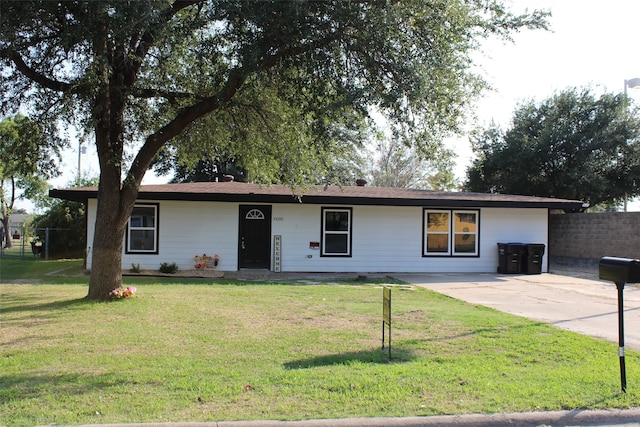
[395,272,640,351]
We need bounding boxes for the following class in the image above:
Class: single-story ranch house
[50,182,585,274]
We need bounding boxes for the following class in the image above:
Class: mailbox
[599,256,640,393]
[599,257,640,284]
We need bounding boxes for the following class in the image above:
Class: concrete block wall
[549,212,640,268]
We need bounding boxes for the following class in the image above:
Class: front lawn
[1,257,639,425]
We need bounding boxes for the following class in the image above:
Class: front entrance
[238,205,272,269]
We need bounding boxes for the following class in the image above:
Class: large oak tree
[464,87,640,209]
[1,1,547,300]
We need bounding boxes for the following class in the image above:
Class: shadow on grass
[397,320,553,351]
[1,297,92,316]
[0,371,133,403]
[284,347,416,369]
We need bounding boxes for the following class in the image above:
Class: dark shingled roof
[49,182,586,210]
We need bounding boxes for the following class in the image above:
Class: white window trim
[321,207,352,257]
[126,204,159,254]
[424,210,452,257]
[452,210,479,256]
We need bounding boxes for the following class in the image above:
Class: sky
[451,0,640,174]
[28,0,640,211]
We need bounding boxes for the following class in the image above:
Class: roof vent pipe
[223,175,234,182]
[356,179,367,187]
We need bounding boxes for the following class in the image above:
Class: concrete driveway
[395,272,640,351]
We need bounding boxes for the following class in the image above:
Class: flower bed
[194,253,219,269]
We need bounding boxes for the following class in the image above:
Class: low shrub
[159,262,178,274]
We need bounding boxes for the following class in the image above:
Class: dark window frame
[321,207,353,257]
[125,203,160,254]
[422,209,479,257]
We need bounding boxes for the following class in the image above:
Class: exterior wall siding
[85,200,550,273]
[87,200,239,271]
[480,208,549,273]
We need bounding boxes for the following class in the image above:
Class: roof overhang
[49,182,586,211]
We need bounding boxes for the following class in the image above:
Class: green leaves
[1,0,551,297]
[366,133,458,190]
[0,115,65,215]
[1,0,550,186]
[465,87,640,209]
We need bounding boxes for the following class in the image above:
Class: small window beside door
[321,207,352,257]
[126,204,159,254]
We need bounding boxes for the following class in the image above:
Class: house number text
[273,216,284,221]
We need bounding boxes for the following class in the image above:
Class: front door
[238,205,272,269]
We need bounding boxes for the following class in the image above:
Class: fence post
[45,227,50,260]
[20,224,25,259]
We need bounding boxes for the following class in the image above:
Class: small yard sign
[382,286,391,358]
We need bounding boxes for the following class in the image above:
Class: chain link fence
[0,225,85,260]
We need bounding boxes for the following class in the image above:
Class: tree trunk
[85,35,138,299]
[86,213,125,300]
[1,178,14,249]
[83,5,242,300]
[1,215,11,249]
[86,164,141,300]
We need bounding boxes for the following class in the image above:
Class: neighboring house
[1,213,31,239]
[49,182,585,274]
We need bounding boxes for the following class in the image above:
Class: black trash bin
[497,243,526,274]
[497,243,509,273]
[525,243,545,274]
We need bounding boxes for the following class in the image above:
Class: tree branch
[125,0,202,86]
[131,87,199,103]
[125,68,246,190]
[258,31,343,71]
[124,12,355,194]
[2,50,71,93]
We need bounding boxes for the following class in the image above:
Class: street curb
[69,408,640,427]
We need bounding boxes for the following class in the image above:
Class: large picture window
[126,204,159,254]
[424,209,478,256]
[321,207,352,256]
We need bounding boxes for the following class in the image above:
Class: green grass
[2,254,640,425]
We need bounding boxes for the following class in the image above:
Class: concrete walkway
[395,272,640,351]
[75,408,640,426]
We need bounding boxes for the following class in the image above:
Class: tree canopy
[365,135,457,190]
[0,115,63,247]
[1,0,548,299]
[171,158,247,184]
[31,177,99,259]
[464,87,640,209]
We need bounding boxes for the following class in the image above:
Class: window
[425,211,450,254]
[126,204,159,254]
[245,209,265,219]
[321,207,352,256]
[424,209,478,256]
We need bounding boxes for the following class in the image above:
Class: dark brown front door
[238,205,271,269]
